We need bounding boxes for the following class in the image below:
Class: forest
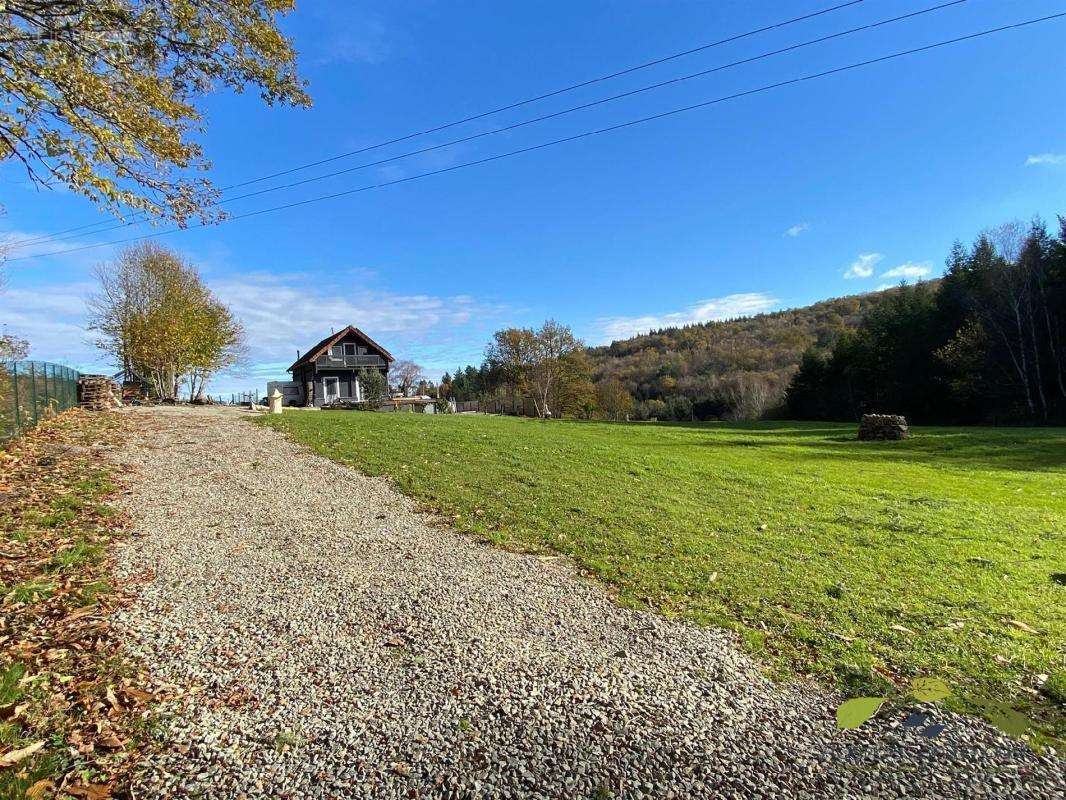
[443,216,1066,425]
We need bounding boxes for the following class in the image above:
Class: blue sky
[2,0,1065,394]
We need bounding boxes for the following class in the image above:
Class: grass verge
[0,410,157,799]
[259,411,1066,743]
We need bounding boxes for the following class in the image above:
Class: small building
[287,326,393,407]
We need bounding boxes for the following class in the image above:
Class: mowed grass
[259,412,1066,733]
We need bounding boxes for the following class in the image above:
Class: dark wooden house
[287,326,393,407]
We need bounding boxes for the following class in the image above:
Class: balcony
[314,354,387,369]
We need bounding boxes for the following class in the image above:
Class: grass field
[259,412,1066,736]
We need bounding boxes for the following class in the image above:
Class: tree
[527,320,584,418]
[391,359,425,396]
[356,368,387,405]
[549,347,595,418]
[88,242,244,399]
[0,331,29,360]
[786,215,1066,424]
[0,0,310,225]
[595,377,634,420]
[485,327,536,406]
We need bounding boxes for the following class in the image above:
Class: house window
[343,343,357,357]
[330,345,342,359]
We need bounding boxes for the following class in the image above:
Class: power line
[28,0,964,240]
[9,11,1065,264]
[12,0,866,248]
[226,0,868,190]
[215,0,970,207]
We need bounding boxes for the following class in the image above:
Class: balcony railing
[314,354,387,369]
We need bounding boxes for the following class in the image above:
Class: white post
[268,388,284,414]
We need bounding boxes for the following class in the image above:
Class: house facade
[287,326,393,407]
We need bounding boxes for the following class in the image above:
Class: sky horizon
[2,0,1065,395]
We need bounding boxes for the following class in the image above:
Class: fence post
[11,362,19,436]
[28,362,39,426]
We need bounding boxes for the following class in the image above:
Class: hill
[588,286,910,420]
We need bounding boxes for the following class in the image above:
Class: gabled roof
[287,326,395,372]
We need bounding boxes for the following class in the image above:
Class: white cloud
[880,261,931,281]
[784,222,809,238]
[1,226,120,263]
[1025,153,1066,166]
[207,272,510,390]
[0,264,511,393]
[843,252,883,279]
[315,16,393,65]
[594,292,779,342]
[0,282,103,370]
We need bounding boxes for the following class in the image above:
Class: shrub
[357,369,388,405]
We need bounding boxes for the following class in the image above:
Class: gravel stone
[110,406,1065,799]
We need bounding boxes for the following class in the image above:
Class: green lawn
[259,412,1066,735]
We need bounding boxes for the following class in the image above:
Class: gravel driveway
[111,406,1063,799]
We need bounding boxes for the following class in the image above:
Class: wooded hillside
[587,288,902,420]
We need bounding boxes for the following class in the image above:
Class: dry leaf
[1008,619,1039,634]
[889,624,916,636]
[66,784,113,799]
[0,740,45,767]
[26,779,54,799]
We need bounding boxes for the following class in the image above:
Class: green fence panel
[1,360,83,444]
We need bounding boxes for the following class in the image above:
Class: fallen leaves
[65,783,113,799]
[26,779,54,799]
[0,739,45,767]
[910,677,951,703]
[836,697,885,729]
[1008,619,1039,635]
[0,409,156,795]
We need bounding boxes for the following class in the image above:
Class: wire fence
[0,360,82,443]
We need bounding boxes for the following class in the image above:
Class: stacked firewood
[858,413,908,440]
[78,375,123,411]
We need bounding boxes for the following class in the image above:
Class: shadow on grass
[574,419,1066,473]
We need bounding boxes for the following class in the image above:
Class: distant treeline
[444,216,1066,425]
[788,218,1066,424]
[443,290,893,421]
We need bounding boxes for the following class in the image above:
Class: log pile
[78,376,123,411]
[858,413,908,440]
[121,379,149,404]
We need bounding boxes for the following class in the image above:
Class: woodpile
[858,413,908,440]
[78,375,123,411]
[121,379,150,404]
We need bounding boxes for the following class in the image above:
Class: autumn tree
[527,320,587,418]
[0,1,310,225]
[485,327,536,407]
[88,242,245,399]
[484,321,590,418]
[391,360,426,396]
[549,347,595,418]
[595,377,634,420]
[0,331,29,360]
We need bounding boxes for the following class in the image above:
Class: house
[286,326,393,407]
